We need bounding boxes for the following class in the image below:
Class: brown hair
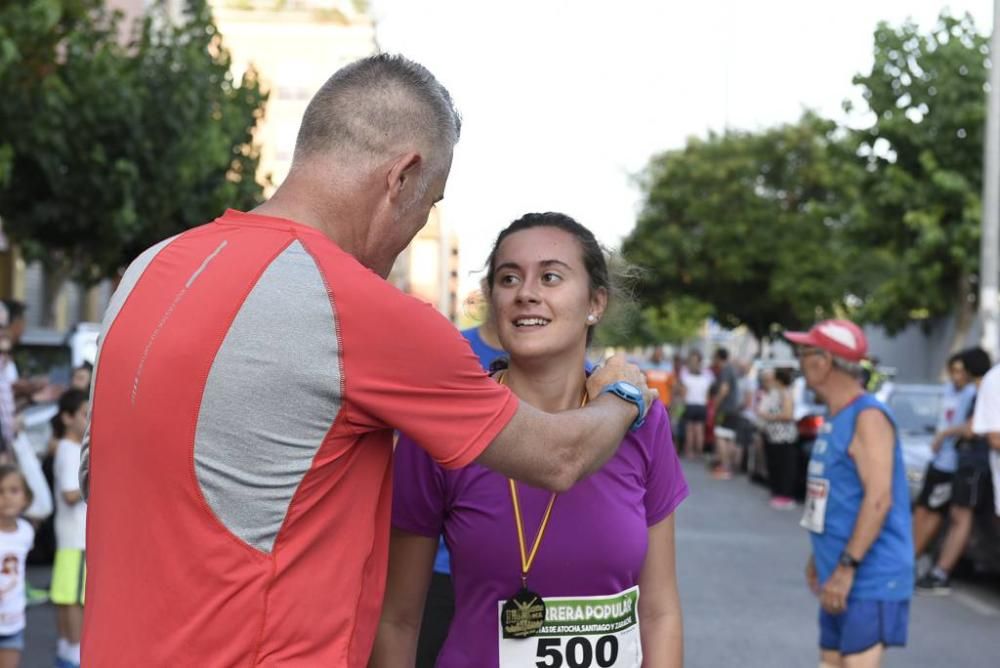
[0,465,33,508]
[485,212,612,345]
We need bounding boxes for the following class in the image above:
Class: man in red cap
[785,319,913,668]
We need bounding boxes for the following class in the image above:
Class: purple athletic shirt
[392,400,688,667]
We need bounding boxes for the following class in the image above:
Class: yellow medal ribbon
[508,479,557,588]
[497,369,587,588]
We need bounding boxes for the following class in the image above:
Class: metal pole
[981,0,1000,360]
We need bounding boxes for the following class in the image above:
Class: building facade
[5,0,458,329]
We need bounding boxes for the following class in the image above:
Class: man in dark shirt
[712,348,742,479]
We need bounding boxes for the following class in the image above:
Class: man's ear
[386,152,423,203]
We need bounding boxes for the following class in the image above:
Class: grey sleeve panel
[81,234,180,500]
[193,241,343,553]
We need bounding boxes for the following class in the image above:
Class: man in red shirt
[80,54,653,667]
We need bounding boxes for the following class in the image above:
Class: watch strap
[599,382,647,431]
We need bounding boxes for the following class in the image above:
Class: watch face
[618,381,640,396]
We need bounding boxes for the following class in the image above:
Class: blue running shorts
[819,599,909,655]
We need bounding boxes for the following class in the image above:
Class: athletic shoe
[915,571,952,595]
[769,496,795,510]
[711,467,732,480]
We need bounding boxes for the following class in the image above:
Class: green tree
[623,113,866,339]
[0,0,267,316]
[594,296,711,348]
[847,12,989,346]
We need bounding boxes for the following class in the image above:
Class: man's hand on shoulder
[586,353,658,416]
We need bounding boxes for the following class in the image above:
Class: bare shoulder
[851,407,894,453]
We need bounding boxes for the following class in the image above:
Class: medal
[503,478,556,639]
[497,371,587,639]
[501,587,547,639]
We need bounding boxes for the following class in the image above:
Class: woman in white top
[679,351,713,459]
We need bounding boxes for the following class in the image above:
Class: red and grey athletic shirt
[81,210,517,666]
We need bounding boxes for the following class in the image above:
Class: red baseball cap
[784,319,868,363]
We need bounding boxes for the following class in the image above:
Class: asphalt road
[18,459,1000,667]
[676,460,1000,668]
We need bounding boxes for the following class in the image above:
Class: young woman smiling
[371,213,688,668]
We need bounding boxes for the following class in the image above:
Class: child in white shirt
[0,464,36,668]
[50,390,89,668]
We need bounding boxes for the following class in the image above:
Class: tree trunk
[40,263,71,329]
[948,274,977,355]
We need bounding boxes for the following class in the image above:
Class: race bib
[498,586,641,668]
[801,478,829,534]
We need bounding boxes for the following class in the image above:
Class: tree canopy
[624,11,990,345]
[623,113,866,339]
[848,12,989,337]
[0,0,267,287]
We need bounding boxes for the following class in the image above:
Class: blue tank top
[806,393,913,601]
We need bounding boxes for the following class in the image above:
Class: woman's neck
[0,517,17,532]
[63,434,83,445]
[503,356,588,413]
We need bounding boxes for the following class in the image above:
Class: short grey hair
[294,54,461,172]
[831,356,864,379]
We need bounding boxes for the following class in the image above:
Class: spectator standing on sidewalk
[912,352,976,565]
[971,359,1000,519]
[643,346,676,410]
[679,351,711,459]
[788,319,913,668]
[0,335,16,457]
[916,347,993,594]
[758,368,798,510]
[711,348,742,479]
[51,389,89,668]
[0,465,35,668]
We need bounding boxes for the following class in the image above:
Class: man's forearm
[480,394,636,492]
[845,491,892,560]
[564,394,637,481]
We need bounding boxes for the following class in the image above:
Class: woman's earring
[587,314,597,324]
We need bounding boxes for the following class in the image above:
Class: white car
[883,384,945,500]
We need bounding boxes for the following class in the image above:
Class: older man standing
[80,55,653,667]
[787,319,913,668]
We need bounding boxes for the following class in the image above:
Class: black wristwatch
[838,550,861,570]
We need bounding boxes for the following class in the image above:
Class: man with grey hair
[787,319,913,668]
[79,54,654,666]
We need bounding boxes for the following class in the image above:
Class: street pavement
[18,459,1000,667]
[677,460,1000,668]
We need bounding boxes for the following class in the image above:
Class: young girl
[0,465,36,668]
[50,389,88,668]
[373,213,688,667]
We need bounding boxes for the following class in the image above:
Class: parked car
[14,322,99,456]
[15,321,99,387]
[884,384,942,500]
